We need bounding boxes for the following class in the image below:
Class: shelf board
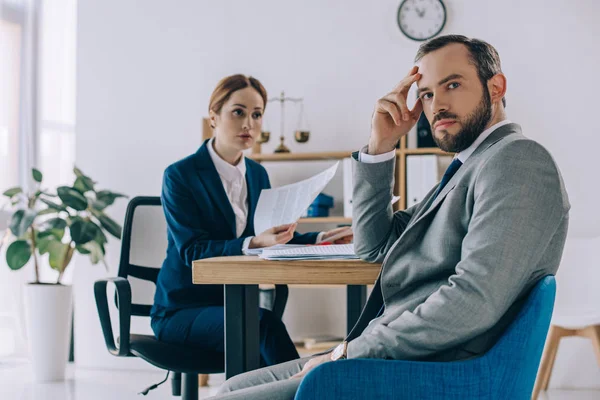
[249,151,353,162]
[298,217,352,224]
[401,148,453,156]
[249,148,452,160]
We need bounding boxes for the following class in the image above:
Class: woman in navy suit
[150,74,352,366]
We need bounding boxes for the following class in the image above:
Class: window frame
[1,0,40,191]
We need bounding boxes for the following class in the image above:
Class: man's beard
[432,89,492,153]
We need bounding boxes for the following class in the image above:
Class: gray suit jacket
[346,123,570,361]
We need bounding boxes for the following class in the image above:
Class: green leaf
[86,220,107,244]
[32,168,43,183]
[9,209,37,237]
[73,176,95,194]
[37,231,59,254]
[76,244,91,255]
[40,197,68,212]
[41,218,67,240]
[47,241,70,271]
[6,240,32,270]
[82,240,104,264]
[37,231,56,240]
[93,190,127,210]
[57,186,88,211]
[40,190,57,197]
[70,218,100,245]
[73,166,86,178]
[94,223,108,244]
[97,213,122,239]
[37,208,58,216]
[3,187,23,198]
[43,217,67,231]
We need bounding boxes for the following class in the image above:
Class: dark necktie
[432,158,463,201]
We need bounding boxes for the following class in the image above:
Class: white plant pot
[24,283,73,382]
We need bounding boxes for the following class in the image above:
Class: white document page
[244,244,306,256]
[260,244,357,260]
[254,162,339,236]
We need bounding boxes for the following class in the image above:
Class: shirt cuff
[358,146,396,164]
[316,232,326,244]
[242,236,254,255]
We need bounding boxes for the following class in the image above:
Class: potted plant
[0,167,127,382]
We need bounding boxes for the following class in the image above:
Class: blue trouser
[151,306,299,367]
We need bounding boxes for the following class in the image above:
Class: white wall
[76,0,600,387]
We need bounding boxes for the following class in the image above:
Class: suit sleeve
[161,166,245,267]
[347,140,570,360]
[351,153,421,263]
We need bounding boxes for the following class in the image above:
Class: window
[38,0,76,188]
[0,1,24,195]
[0,0,77,359]
[0,0,76,197]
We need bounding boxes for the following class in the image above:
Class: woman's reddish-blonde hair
[208,74,268,115]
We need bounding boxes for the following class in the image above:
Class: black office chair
[94,196,289,399]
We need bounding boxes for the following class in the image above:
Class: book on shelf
[406,154,453,208]
[343,157,353,218]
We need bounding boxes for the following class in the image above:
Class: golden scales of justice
[257,91,310,153]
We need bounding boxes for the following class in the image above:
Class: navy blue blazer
[151,140,319,317]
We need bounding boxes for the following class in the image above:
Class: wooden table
[192,256,381,378]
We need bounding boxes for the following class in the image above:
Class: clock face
[397,0,447,41]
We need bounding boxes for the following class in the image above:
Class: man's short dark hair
[415,35,506,108]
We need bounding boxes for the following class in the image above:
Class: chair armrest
[295,358,489,400]
[93,277,132,357]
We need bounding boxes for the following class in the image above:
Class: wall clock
[397,0,447,41]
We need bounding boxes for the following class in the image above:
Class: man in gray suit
[212,35,570,400]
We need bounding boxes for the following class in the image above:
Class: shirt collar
[456,119,512,163]
[207,137,246,182]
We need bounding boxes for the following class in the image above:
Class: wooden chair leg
[583,325,600,367]
[198,374,209,387]
[532,325,563,400]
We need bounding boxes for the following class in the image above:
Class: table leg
[224,284,260,379]
[243,284,260,372]
[346,285,367,335]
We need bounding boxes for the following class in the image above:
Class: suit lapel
[245,161,259,235]
[193,141,237,236]
[405,123,520,231]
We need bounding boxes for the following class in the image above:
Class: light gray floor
[0,359,598,399]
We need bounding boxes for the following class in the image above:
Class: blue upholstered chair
[295,276,556,400]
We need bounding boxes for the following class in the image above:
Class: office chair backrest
[117,196,167,317]
[487,275,556,398]
[553,235,600,327]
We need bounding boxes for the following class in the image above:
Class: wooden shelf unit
[400,147,451,156]
[201,118,450,212]
[249,151,353,162]
[396,136,453,210]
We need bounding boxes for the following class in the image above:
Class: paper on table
[316,227,353,244]
[244,244,306,256]
[254,162,339,236]
[259,244,358,260]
